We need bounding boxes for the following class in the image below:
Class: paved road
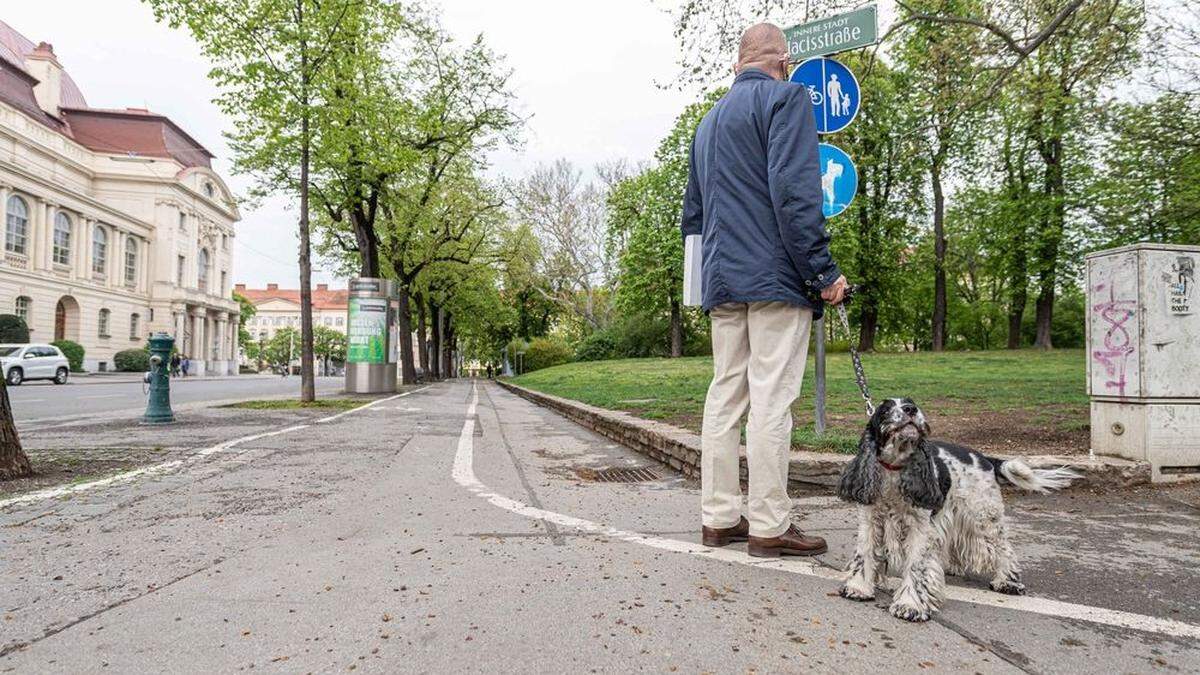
[1,380,1198,673]
[5,376,345,423]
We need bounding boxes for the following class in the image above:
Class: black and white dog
[836,398,1078,622]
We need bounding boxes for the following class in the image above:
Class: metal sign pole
[814,316,826,435]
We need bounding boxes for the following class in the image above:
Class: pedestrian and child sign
[784,4,878,62]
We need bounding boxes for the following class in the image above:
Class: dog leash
[834,285,875,417]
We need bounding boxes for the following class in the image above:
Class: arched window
[5,195,28,255]
[124,237,138,286]
[15,296,30,322]
[204,181,215,198]
[98,308,111,337]
[198,248,210,292]
[129,313,140,339]
[53,212,72,265]
[92,226,108,275]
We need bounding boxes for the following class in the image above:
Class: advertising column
[345,277,398,393]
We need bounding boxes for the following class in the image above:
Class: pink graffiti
[1091,284,1137,397]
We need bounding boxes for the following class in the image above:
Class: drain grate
[575,467,659,483]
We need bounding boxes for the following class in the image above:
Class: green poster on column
[347,297,388,364]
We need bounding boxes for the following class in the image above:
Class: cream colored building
[237,283,348,344]
[0,22,240,375]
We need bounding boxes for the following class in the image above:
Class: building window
[204,182,215,198]
[198,248,210,292]
[92,226,108,275]
[149,308,154,322]
[5,195,28,255]
[124,237,138,286]
[130,313,140,339]
[221,233,228,250]
[177,255,186,286]
[99,308,111,338]
[220,270,227,295]
[15,296,30,323]
[335,316,344,326]
[53,212,72,265]
[178,211,187,231]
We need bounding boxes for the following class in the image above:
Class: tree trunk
[352,211,379,278]
[298,64,316,402]
[416,295,429,376]
[669,298,683,358]
[1034,279,1055,350]
[441,313,453,379]
[859,297,879,352]
[0,377,31,480]
[1006,238,1028,349]
[1034,138,1065,350]
[930,160,947,352]
[429,302,442,380]
[397,285,417,384]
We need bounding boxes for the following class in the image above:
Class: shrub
[613,314,669,358]
[113,348,150,372]
[522,337,572,373]
[0,314,29,343]
[574,330,618,362]
[52,340,85,372]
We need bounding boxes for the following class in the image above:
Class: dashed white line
[457,383,1200,641]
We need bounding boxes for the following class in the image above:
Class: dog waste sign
[784,5,878,62]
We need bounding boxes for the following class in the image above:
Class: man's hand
[820,275,849,305]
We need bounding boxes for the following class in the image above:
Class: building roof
[0,20,214,169]
[235,284,349,311]
[0,21,86,107]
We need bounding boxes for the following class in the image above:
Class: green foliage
[521,337,572,373]
[312,325,347,362]
[262,327,300,367]
[52,340,85,372]
[574,331,618,362]
[114,349,151,372]
[233,291,257,350]
[0,315,29,343]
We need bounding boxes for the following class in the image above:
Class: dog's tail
[989,457,1080,493]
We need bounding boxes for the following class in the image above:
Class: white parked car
[0,344,71,385]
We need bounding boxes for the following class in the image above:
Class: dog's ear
[837,419,882,505]
[900,440,945,513]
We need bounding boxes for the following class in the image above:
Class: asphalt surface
[5,375,344,423]
[1,380,1198,673]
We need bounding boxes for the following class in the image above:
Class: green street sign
[785,5,879,62]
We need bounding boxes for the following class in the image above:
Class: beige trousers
[701,301,813,538]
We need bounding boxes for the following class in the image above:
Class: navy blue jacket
[682,68,840,316]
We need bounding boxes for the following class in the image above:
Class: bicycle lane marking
[0,387,430,510]
[454,382,1200,642]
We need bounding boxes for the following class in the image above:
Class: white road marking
[315,386,429,424]
[1,387,429,510]
[458,383,1200,641]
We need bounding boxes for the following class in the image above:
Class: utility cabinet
[1086,243,1199,482]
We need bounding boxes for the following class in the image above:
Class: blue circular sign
[818,143,857,218]
[790,57,861,134]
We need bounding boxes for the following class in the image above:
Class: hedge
[51,340,85,372]
[0,314,29,343]
[114,348,150,372]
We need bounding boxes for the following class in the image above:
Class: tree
[313,325,347,375]
[262,327,300,369]
[233,291,257,352]
[515,160,618,336]
[824,55,924,350]
[144,0,369,401]
[0,375,30,480]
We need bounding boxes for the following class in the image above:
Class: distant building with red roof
[236,283,350,341]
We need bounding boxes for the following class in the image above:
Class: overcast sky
[3,0,698,290]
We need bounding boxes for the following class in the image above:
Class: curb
[496,381,1150,492]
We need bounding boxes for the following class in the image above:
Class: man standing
[682,23,848,558]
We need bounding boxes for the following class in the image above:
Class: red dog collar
[878,459,904,472]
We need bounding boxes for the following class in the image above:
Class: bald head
[736,23,789,79]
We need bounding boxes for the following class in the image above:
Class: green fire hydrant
[142,332,175,424]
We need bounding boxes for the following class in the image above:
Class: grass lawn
[222,398,368,411]
[512,350,1089,456]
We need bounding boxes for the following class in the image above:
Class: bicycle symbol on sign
[806,84,824,106]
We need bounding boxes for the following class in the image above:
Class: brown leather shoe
[747,524,828,558]
[702,516,750,547]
